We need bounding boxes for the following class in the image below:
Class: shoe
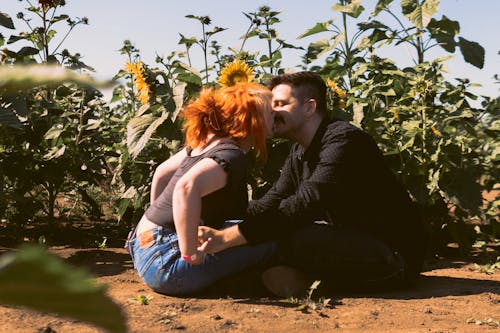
[261,265,310,298]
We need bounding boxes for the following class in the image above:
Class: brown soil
[0,246,499,333]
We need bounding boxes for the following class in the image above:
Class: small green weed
[466,317,499,328]
[473,256,500,275]
[129,294,153,305]
[285,280,332,313]
[95,237,108,249]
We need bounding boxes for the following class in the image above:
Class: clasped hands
[196,226,227,254]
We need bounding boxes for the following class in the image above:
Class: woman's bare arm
[172,158,227,265]
[150,148,187,204]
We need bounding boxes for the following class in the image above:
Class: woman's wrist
[181,252,197,263]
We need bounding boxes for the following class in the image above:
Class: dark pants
[279,223,411,290]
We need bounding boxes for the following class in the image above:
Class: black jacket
[239,118,427,272]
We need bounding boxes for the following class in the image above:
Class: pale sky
[2,0,499,100]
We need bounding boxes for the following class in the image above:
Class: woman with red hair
[126,82,277,295]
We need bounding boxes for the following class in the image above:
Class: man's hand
[197,225,247,254]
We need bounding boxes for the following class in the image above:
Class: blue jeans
[128,224,278,296]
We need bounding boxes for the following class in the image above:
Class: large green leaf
[297,21,332,39]
[127,108,169,158]
[0,246,126,333]
[401,0,439,29]
[458,37,485,69]
[0,12,15,29]
[427,16,459,52]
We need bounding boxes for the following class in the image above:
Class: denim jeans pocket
[136,230,180,288]
[139,249,163,277]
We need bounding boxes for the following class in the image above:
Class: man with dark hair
[199,71,428,296]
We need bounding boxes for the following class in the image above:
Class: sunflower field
[1,0,499,257]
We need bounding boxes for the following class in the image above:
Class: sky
[2,0,499,101]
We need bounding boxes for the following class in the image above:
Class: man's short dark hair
[268,71,327,115]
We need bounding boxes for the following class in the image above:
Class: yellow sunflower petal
[388,108,400,121]
[326,78,338,90]
[125,61,151,105]
[431,126,442,137]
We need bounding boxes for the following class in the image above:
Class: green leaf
[117,198,131,221]
[458,37,485,69]
[333,0,365,18]
[310,280,321,290]
[178,33,198,47]
[7,34,28,44]
[440,168,483,215]
[0,33,4,47]
[358,20,390,31]
[176,72,202,86]
[172,82,187,121]
[401,0,439,29]
[0,12,15,29]
[402,119,421,136]
[43,145,66,160]
[0,107,23,129]
[428,15,459,37]
[297,21,332,39]
[0,246,126,333]
[50,14,69,24]
[44,126,64,140]
[83,119,103,131]
[127,110,169,158]
[371,0,394,17]
[379,88,396,96]
[174,62,202,86]
[304,38,333,61]
[17,46,40,57]
[427,16,459,52]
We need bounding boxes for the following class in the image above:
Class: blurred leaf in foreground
[0,64,112,91]
[0,245,126,333]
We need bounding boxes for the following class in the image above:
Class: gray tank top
[145,142,248,229]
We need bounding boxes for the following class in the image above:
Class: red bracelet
[181,253,198,263]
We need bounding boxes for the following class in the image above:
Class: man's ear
[305,98,317,116]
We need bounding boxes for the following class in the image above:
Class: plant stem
[41,6,49,62]
[201,22,209,84]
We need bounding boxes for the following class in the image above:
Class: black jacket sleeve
[239,127,356,243]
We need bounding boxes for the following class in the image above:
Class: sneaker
[261,265,310,298]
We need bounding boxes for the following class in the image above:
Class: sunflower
[388,108,400,121]
[218,60,254,88]
[326,78,347,108]
[125,61,151,105]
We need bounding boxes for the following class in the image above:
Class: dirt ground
[0,245,499,333]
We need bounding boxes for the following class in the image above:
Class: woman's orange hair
[181,82,271,161]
